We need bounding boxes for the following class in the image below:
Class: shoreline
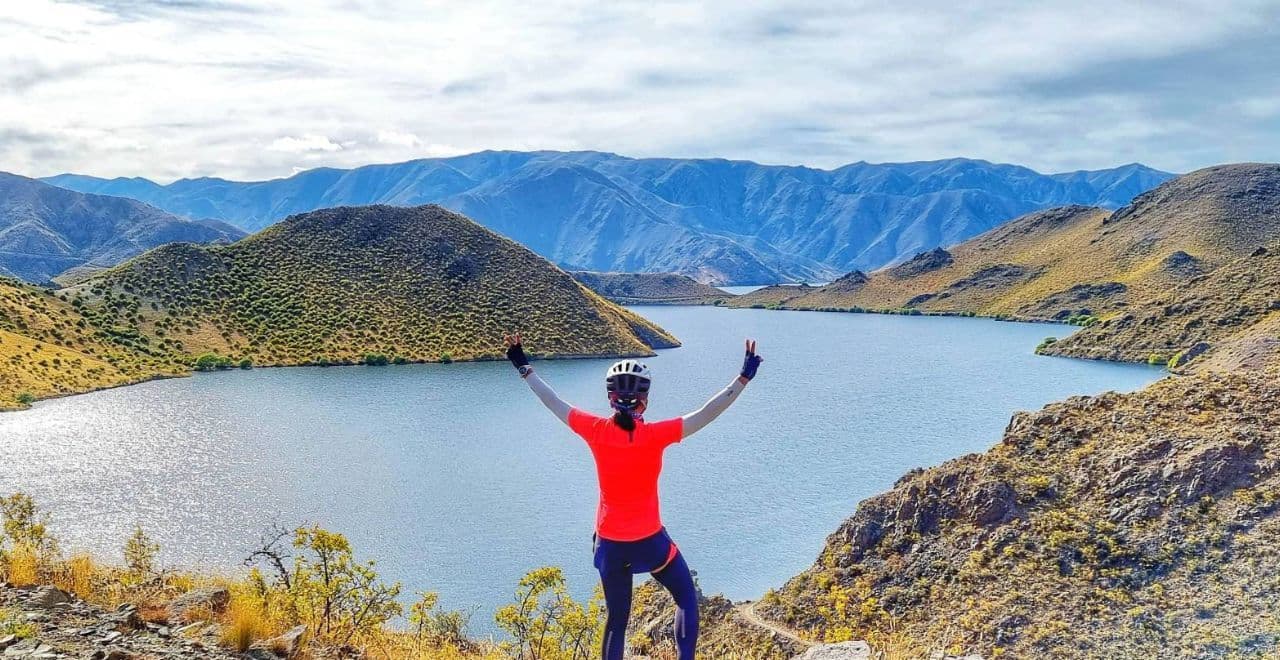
[3,348,664,412]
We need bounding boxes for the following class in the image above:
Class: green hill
[67,204,678,367]
[570,271,732,305]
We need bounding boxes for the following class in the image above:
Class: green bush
[14,392,34,405]
[363,353,390,366]
[238,358,253,369]
[1035,337,1058,354]
[439,353,453,364]
[193,353,232,371]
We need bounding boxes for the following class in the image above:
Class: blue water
[0,307,1159,629]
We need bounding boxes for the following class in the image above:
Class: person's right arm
[505,333,571,425]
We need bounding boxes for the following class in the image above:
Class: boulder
[792,641,872,660]
[166,586,230,622]
[249,624,307,659]
[23,586,70,609]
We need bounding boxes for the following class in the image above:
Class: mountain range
[0,172,244,284]
[43,152,1173,284]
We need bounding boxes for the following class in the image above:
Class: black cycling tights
[599,551,699,659]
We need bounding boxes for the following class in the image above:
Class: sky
[1,0,1278,182]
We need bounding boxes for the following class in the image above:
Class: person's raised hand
[740,338,763,383]
[504,332,531,371]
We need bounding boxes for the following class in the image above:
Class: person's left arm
[680,339,763,439]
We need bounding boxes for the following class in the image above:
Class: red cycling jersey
[568,408,684,541]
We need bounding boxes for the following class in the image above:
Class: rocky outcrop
[889,248,953,279]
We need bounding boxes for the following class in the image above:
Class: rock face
[0,584,241,659]
[792,640,872,659]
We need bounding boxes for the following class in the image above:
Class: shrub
[495,566,603,659]
[0,493,60,586]
[363,353,390,366]
[14,391,34,405]
[1035,337,1058,354]
[246,525,403,646]
[439,353,453,364]
[0,607,37,639]
[239,358,254,369]
[193,353,233,371]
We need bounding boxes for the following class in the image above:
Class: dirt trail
[734,600,814,649]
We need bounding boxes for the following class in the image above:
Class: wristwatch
[518,365,534,378]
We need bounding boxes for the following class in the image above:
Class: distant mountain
[43,152,1173,285]
[66,204,677,370]
[571,271,731,305]
[0,172,244,284]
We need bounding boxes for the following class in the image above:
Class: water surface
[0,307,1159,625]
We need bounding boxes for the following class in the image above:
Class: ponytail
[612,410,636,432]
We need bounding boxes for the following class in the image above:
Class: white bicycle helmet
[606,359,651,395]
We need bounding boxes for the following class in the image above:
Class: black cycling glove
[507,342,530,370]
[741,345,762,381]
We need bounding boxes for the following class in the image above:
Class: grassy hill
[0,277,183,409]
[66,204,678,367]
[729,164,1280,370]
[570,271,732,304]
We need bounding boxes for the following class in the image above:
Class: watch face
[519,365,533,376]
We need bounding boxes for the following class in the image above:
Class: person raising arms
[503,333,763,660]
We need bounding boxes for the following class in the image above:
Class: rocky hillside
[45,152,1171,284]
[1045,245,1280,367]
[756,369,1280,657]
[0,172,244,284]
[731,164,1280,370]
[571,271,731,304]
[67,204,678,367]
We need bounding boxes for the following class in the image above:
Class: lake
[0,306,1159,629]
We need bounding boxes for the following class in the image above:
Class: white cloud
[0,0,1276,181]
[268,134,343,153]
[375,130,422,147]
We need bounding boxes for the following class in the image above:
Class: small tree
[123,524,160,577]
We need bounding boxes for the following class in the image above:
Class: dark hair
[612,410,636,431]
